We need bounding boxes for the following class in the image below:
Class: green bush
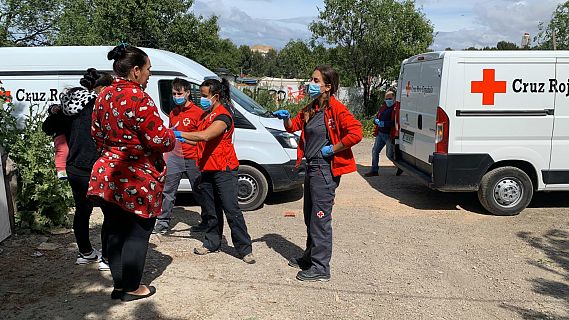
[358,117,375,138]
[0,89,72,231]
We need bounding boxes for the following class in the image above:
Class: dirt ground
[1,138,569,320]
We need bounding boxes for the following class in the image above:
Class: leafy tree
[0,0,62,46]
[278,40,313,78]
[535,1,569,50]
[310,0,433,114]
[496,41,519,50]
[54,0,234,71]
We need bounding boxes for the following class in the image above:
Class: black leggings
[101,203,155,292]
[68,173,106,256]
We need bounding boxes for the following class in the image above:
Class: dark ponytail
[107,44,148,78]
[200,77,232,105]
[80,68,113,91]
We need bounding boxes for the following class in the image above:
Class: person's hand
[378,121,385,127]
[374,118,384,127]
[321,145,334,158]
[177,137,187,143]
[173,130,183,139]
[273,110,290,120]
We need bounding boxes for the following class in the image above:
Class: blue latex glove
[173,130,183,139]
[273,110,290,120]
[373,118,384,127]
[177,137,187,143]
[321,145,334,158]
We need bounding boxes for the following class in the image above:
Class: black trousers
[200,170,252,256]
[68,173,106,257]
[101,203,155,292]
[301,159,340,275]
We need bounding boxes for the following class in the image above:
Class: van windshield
[230,86,273,117]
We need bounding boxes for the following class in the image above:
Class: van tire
[477,166,533,216]
[237,165,269,211]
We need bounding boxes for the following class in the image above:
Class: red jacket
[169,101,203,160]
[286,96,362,177]
[197,104,239,172]
[88,78,176,218]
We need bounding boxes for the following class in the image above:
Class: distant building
[521,32,530,48]
[251,44,274,56]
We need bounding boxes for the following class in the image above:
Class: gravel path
[1,138,568,319]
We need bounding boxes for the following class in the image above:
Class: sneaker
[152,223,169,235]
[363,171,379,177]
[242,253,256,264]
[98,258,110,271]
[57,171,68,180]
[296,269,330,282]
[193,245,219,255]
[190,223,208,232]
[76,249,101,265]
[288,257,311,270]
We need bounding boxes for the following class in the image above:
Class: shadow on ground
[357,164,569,215]
[253,233,304,261]
[0,223,176,319]
[500,229,569,319]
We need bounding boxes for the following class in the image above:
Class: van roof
[404,50,569,64]
[0,46,216,82]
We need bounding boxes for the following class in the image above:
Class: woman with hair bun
[57,68,113,270]
[176,77,255,265]
[88,44,176,301]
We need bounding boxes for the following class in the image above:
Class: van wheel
[477,166,533,216]
[238,165,269,211]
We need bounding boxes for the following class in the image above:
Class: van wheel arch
[486,160,538,191]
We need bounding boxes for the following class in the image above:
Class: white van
[0,46,304,211]
[390,50,569,216]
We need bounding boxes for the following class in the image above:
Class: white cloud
[429,0,563,50]
[193,0,313,49]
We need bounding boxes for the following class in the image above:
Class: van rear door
[398,55,443,174]
[547,58,569,188]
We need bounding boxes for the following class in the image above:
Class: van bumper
[262,160,305,192]
[391,145,493,192]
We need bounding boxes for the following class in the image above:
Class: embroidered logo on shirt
[328,118,336,130]
[183,117,191,126]
[316,211,325,218]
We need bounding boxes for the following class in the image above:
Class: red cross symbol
[471,69,507,106]
[316,211,325,218]
[405,81,411,97]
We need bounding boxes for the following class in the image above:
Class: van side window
[158,79,201,115]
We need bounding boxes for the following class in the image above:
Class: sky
[192,0,565,50]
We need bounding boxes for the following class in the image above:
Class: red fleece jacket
[286,96,363,177]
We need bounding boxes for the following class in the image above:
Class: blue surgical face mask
[200,97,212,110]
[173,96,186,106]
[385,99,394,107]
[308,82,322,99]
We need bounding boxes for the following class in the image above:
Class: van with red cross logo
[390,51,569,216]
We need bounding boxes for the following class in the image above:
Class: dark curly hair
[80,68,113,91]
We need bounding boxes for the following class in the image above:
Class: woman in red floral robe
[88,44,175,302]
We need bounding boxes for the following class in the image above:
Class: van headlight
[267,128,299,149]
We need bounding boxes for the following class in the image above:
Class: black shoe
[395,168,403,176]
[288,257,311,270]
[111,289,123,300]
[296,269,330,282]
[152,223,169,235]
[121,285,156,302]
[363,171,379,177]
[190,223,208,232]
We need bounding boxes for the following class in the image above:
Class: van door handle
[418,114,423,130]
